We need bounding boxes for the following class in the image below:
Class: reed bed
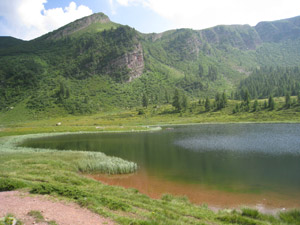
[77,152,137,174]
[0,133,138,174]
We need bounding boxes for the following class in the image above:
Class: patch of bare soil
[0,191,114,225]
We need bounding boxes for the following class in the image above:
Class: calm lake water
[22,123,300,208]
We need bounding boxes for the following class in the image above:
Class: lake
[22,123,300,208]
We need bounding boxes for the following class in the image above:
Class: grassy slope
[1,97,300,136]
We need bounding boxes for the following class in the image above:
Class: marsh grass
[0,133,138,174]
[77,152,137,174]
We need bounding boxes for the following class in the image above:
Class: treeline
[236,66,300,99]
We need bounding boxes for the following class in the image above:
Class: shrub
[0,178,27,192]
[217,214,261,225]
[30,183,87,200]
[241,208,260,219]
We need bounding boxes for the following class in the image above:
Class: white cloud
[111,0,300,30]
[0,0,93,40]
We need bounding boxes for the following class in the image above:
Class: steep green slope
[0,36,25,48]
[1,13,300,117]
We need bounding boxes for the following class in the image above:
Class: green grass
[0,133,138,174]
[0,98,300,224]
[0,214,23,225]
[1,97,299,137]
[27,210,58,225]
[27,211,44,223]
[279,210,300,225]
[77,152,138,174]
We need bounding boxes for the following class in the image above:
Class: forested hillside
[1,12,300,116]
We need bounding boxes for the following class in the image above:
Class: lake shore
[1,124,300,224]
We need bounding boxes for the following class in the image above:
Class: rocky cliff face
[105,42,144,82]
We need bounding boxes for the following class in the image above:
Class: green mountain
[1,13,300,115]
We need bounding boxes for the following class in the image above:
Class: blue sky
[1,0,300,40]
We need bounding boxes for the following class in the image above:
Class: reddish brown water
[88,170,300,209]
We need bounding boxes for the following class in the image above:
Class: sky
[0,0,300,40]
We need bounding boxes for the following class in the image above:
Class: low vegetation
[0,214,23,225]
[77,152,137,174]
[0,117,300,224]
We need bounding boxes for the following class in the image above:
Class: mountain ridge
[1,13,300,116]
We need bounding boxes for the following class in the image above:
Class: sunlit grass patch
[0,133,138,175]
[77,152,137,174]
[279,209,300,225]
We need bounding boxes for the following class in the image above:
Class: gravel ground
[0,191,114,225]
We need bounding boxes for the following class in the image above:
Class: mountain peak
[40,12,116,40]
[255,15,300,42]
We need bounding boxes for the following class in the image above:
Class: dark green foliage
[252,99,259,112]
[208,65,218,81]
[97,196,131,211]
[138,108,145,115]
[279,209,300,225]
[241,208,260,219]
[172,89,189,112]
[142,93,148,108]
[205,97,211,112]
[214,92,227,110]
[172,89,181,112]
[181,94,189,111]
[217,214,261,225]
[2,13,300,115]
[233,103,240,114]
[268,95,275,110]
[285,92,291,108]
[238,66,300,99]
[30,183,87,200]
[0,178,27,192]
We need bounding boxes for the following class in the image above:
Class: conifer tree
[268,95,275,110]
[172,89,182,112]
[253,99,259,111]
[285,92,291,108]
[205,97,210,112]
[142,93,148,108]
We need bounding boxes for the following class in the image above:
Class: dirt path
[0,191,114,225]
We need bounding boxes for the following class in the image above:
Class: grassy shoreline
[1,100,300,224]
[1,125,300,224]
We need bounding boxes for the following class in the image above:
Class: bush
[241,208,260,219]
[30,183,87,200]
[0,178,27,192]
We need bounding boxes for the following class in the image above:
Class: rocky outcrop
[108,42,144,82]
